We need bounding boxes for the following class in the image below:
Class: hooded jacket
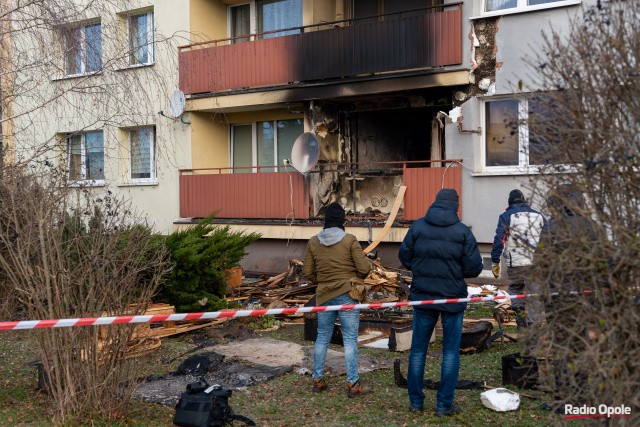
[302,228,371,305]
[398,201,483,312]
[491,203,547,267]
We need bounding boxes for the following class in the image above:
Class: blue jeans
[407,308,464,411]
[313,292,360,384]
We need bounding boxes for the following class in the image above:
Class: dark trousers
[508,266,543,324]
[407,308,464,411]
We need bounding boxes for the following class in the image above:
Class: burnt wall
[355,108,433,163]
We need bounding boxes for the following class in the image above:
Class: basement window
[230,119,303,173]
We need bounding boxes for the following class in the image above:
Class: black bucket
[502,352,539,390]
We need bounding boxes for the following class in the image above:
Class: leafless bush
[520,0,640,422]
[0,165,171,419]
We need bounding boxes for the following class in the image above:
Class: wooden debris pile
[96,303,227,359]
[225,258,411,310]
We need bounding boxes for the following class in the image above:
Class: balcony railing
[179,161,462,221]
[178,2,463,95]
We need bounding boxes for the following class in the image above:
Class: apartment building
[6,0,590,272]
[173,0,589,273]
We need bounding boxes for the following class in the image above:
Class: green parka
[302,231,371,305]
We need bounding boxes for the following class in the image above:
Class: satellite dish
[290,132,319,173]
[169,89,186,118]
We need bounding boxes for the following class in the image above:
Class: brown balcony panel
[179,172,309,219]
[179,6,462,95]
[403,166,462,220]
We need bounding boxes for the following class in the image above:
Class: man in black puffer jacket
[399,189,483,417]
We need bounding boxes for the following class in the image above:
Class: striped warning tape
[0,293,537,331]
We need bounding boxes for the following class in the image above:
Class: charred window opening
[309,93,454,219]
[352,108,442,168]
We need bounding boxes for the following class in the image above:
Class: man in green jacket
[302,202,371,397]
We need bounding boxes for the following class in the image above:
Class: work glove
[491,263,500,278]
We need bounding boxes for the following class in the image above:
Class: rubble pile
[226,258,411,310]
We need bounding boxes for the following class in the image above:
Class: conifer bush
[159,214,261,312]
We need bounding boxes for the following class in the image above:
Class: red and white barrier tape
[0,294,536,331]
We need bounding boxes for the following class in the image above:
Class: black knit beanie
[508,189,525,206]
[435,189,459,212]
[324,202,346,230]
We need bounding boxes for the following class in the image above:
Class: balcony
[178,3,463,95]
[179,162,462,221]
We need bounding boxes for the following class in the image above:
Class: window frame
[226,0,304,42]
[63,20,102,77]
[128,126,156,184]
[66,131,105,185]
[482,96,536,173]
[229,119,303,173]
[479,0,581,18]
[227,2,257,42]
[128,10,155,66]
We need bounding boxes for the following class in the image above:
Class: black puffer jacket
[398,201,483,312]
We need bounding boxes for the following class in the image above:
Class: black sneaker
[408,405,423,413]
[347,379,370,398]
[312,378,328,393]
[435,405,461,417]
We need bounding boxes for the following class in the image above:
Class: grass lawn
[0,305,559,426]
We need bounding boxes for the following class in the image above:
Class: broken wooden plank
[363,186,407,254]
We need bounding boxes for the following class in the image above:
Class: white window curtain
[131,128,154,180]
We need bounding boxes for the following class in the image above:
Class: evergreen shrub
[159,214,261,312]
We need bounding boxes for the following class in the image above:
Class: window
[130,127,155,182]
[484,98,550,169]
[485,99,520,167]
[129,10,154,65]
[64,21,102,75]
[229,4,252,43]
[231,119,304,172]
[227,0,302,42]
[67,131,104,182]
[484,0,579,14]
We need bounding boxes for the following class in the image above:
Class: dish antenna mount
[288,132,319,174]
[159,89,191,124]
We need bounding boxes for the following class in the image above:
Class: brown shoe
[347,379,370,398]
[312,378,328,393]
